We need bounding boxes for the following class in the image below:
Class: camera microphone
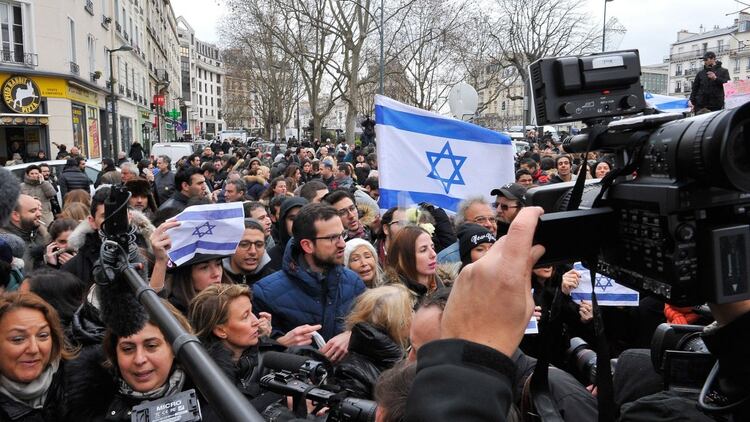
[0,168,20,227]
[261,351,329,384]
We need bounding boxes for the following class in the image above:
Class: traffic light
[150,102,157,112]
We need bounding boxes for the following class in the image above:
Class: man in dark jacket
[61,187,109,286]
[1,194,46,271]
[253,203,366,362]
[689,51,731,112]
[58,157,90,200]
[158,166,207,213]
[223,219,275,285]
[154,155,175,205]
[128,140,145,162]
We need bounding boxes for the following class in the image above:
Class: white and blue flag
[644,92,690,114]
[166,202,245,267]
[570,262,640,307]
[375,95,515,213]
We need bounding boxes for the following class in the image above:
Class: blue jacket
[252,239,366,341]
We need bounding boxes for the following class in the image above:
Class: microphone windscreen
[0,168,20,227]
[262,351,310,373]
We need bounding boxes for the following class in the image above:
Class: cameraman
[689,51,730,113]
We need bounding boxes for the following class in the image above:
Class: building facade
[0,0,182,164]
[641,63,669,95]
[177,17,224,140]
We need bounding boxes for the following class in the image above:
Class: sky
[171,0,749,65]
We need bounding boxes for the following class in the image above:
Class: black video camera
[527,49,750,306]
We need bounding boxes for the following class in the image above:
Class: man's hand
[441,207,546,357]
[321,330,351,363]
[707,71,717,80]
[277,324,322,347]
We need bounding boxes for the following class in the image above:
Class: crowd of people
[0,133,748,422]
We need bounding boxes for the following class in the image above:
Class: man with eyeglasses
[223,219,275,285]
[491,183,526,237]
[323,189,372,242]
[436,196,497,264]
[266,197,308,271]
[253,203,366,362]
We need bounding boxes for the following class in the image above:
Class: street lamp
[107,45,134,159]
[602,0,614,52]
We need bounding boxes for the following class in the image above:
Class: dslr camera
[527,49,750,306]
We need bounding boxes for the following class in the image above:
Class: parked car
[6,159,103,205]
[151,143,195,167]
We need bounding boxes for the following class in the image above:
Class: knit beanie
[457,223,496,267]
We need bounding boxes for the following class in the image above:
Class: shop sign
[2,75,41,113]
[67,85,98,106]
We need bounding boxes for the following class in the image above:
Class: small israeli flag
[525,316,539,335]
[644,92,690,113]
[166,202,245,267]
[375,95,515,213]
[570,262,640,306]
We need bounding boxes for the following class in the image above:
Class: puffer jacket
[58,166,90,200]
[20,176,56,224]
[333,323,404,399]
[252,239,366,341]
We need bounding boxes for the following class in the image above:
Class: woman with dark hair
[259,176,288,204]
[42,218,78,268]
[591,159,613,179]
[374,207,406,268]
[20,269,86,328]
[189,284,281,411]
[283,164,302,185]
[65,300,220,421]
[299,159,316,183]
[0,292,77,421]
[385,225,442,298]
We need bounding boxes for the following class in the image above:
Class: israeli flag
[570,262,640,307]
[525,315,539,335]
[375,95,515,213]
[166,202,245,267]
[645,92,690,113]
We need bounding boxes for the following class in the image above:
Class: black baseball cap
[490,183,527,204]
[703,51,716,60]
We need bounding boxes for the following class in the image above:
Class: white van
[151,143,194,166]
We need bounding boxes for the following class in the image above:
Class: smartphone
[311,332,326,349]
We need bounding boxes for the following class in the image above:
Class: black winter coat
[333,323,404,399]
[0,365,67,422]
[690,61,731,111]
[61,232,101,287]
[58,167,90,199]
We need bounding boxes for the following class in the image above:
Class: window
[675,81,681,92]
[718,39,724,52]
[0,3,24,63]
[87,34,95,75]
[216,75,221,83]
[68,17,76,64]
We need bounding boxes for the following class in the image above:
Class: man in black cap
[689,51,730,113]
[490,182,527,237]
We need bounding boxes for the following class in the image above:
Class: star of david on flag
[569,262,640,306]
[375,95,515,213]
[165,202,245,267]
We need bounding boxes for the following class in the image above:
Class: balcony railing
[70,61,79,75]
[674,70,683,76]
[675,88,682,93]
[84,0,94,15]
[0,50,38,67]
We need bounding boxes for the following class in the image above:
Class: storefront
[0,73,105,162]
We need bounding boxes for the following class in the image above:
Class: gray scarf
[0,360,60,409]
[117,368,186,401]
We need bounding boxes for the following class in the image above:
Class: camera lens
[721,113,750,192]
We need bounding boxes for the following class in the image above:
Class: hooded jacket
[333,323,404,399]
[690,60,731,111]
[252,239,366,341]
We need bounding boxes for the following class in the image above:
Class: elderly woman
[334,285,413,399]
[0,292,76,421]
[344,238,385,288]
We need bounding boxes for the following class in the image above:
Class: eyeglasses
[313,231,347,244]
[472,216,496,225]
[336,204,358,217]
[493,203,520,211]
[238,240,265,251]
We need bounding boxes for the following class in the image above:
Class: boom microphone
[93,185,148,337]
[0,168,21,227]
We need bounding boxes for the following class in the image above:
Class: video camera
[527,49,750,306]
[258,351,376,422]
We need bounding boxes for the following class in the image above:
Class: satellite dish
[448,82,479,120]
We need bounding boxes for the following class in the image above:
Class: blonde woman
[333,284,413,399]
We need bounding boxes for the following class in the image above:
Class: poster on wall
[71,104,86,154]
[87,107,100,158]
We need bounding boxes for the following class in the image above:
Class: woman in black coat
[334,285,412,399]
[189,284,282,412]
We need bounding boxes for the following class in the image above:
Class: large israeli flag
[166,202,245,267]
[645,92,690,113]
[375,95,515,213]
